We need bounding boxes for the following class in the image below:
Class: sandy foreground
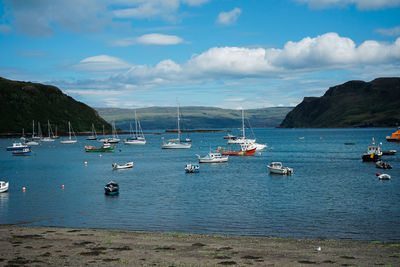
[0,225,399,266]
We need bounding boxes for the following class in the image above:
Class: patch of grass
[103,241,112,244]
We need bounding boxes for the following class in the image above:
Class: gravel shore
[1,225,399,266]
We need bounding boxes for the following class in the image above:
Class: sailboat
[162,105,191,149]
[60,121,77,144]
[107,121,120,143]
[124,110,146,145]
[86,123,98,140]
[41,120,55,142]
[227,109,267,151]
[25,120,39,146]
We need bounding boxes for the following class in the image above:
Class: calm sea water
[0,128,399,241]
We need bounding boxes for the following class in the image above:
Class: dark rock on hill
[0,77,111,135]
[280,78,400,128]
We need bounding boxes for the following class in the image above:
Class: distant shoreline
[1,225,399,266]
[0,129,231,138]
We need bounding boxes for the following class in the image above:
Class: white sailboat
[227,109,267,150]
[124,110,146,145]
[162,105,191,149]
[86,123,98,140]
[60,121,77,144]
[25,120,39,146]
[107,121,120,143]
[41,120,55,142]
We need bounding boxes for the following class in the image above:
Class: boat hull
[124,139,146,145]
[162,142,191,149]
[60,140,77,144]
[362,153,381,162]
[386,138,400,143]
[0,182,9,193]
[112,162,133,170]
[221,148,256,156]
[85,145,116,152]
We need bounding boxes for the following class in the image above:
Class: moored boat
[104,181,119,195]
[197,152,228,163]
[361,138,382,162]
[218,142,256,156]
[185,164,200,173]
[376,173,391,180]
[124,110,146,145]
[0,181,9,193]
[12,148,31,156]
[376,160,392,169]
[60,121,77,144]
[85,143,116,152]
[386,127,400,142]
[112,162,133,170]
[6,142,29,151]
[161,104,191,149]
[86,123,98,140]
[267,162,293,175]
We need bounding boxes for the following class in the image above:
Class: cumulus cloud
[74,55,133,73]
[73,33,400,93]
[216,8,242,26]
[294,0,400,10]
[375,25,400,37]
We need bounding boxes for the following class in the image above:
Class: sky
[0,0,400,109]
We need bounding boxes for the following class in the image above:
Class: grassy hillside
[280,78,400,128]
[0,77,111,135]
[96,106,293,130]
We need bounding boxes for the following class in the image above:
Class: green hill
[280,77,400,128]
[96,106,293,130]
[0,77,111,135]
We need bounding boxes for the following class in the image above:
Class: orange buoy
[62,185,65,189]
[22,187,26,192]
[84,161,87,166]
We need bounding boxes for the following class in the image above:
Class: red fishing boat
[218,143,256,156]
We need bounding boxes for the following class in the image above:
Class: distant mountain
[0,77,111,135]
[96,106,293,130]
[280,78,400,128]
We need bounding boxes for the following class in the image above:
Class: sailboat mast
[32,120,35,138]
[68,121,72,140]
[177,104,181,141]
[242,109,245,138]
[134,110,138,137]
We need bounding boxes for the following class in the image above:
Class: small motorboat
[382,150,396,155]
[197,152,228,163]
[267,162,293,175]
[112,162,133,170]
[223,133,237,140]
[218,143,256,156]
[376,160,392,169]
[85,143,116,152]
[361,138,382,162]
[6,142,29,151]
[185,164,200,173]
[0,181,9,193]
[376,173,391,180]
[12,148,31,156]
[104,181,119,195]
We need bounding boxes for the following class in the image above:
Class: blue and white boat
[12,147,31,156]
[185,164,200,173]
[104,181,119,195]
[6,142,29,151]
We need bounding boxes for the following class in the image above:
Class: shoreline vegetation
[1,225,399,266]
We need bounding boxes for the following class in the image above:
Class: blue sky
[0,0,399,109]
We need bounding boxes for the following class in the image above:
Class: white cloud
[295,0,400,10]
[70,33,400,104]
[375,25,400,37]
[136,33,184,45]
[216,8,242,26]
[109,33,184,46]
[74,55,133,73]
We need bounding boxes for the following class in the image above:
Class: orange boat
[386,127,400,143]
[217,144,256,156]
